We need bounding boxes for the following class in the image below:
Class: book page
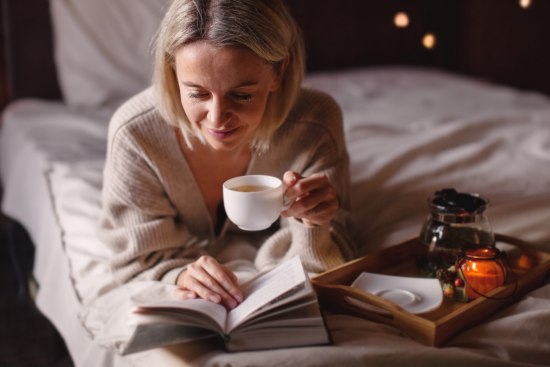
[123,323,217,355]
[130,282,227,332]
[226,301,330,352]
[226,256,306,332]
[236,289,317,328]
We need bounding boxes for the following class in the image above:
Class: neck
[178,130,253,168]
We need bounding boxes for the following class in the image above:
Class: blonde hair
[152,0,305,152]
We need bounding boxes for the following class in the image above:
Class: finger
[173,288,197,301]
[306,199,338,218]
[221,265,239,286]
[291,173,329,194]
[284,173,329,204]
[182,268,223,304]
[283,172,327,212]
[283,171,302,200]
[188,258,243,307]
[301,197,339,225]
[282,171,300,208]
[201,259,244,304]
[283,182,337,218]
[283,171,300,188]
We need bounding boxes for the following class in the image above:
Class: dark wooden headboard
[2,0,550,109]
[1,0,61,106]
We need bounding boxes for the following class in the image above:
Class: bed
[1,0,550,366]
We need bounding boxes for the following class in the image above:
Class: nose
[207,96,229,126]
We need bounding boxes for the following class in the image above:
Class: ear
[269,56,289,92]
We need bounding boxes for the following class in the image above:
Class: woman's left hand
[281,171,339,227]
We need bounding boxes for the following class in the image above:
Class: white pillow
[50,0,171,110]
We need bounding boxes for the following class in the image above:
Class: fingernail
[209,295,221,303]
[235,293,244,303]
[175,289,192,300]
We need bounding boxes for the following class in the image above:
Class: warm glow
[394,12,409,28]
[460,248,506,300]
[519,0,532,9]
[515,254,533,270]
[422,33,436,49]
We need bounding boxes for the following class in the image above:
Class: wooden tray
[312,234,550,347]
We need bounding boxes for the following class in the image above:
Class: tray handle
[315,282,409,323]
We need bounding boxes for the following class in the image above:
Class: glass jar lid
[428,188,489,223]
[463,247,501,260]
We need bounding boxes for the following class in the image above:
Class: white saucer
[351,272,443,314]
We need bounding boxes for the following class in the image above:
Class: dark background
[1,0,549,110]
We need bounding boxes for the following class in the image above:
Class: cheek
[246,94,271,119]
[179,99,202,122]
[240,103,267,127]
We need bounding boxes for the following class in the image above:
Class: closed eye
[231,93,253,102]
[188,91,209,99]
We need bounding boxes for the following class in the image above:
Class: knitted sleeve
[254,89,356,273]
[98,105,205,285]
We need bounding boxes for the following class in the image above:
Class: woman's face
[175,41,281,152]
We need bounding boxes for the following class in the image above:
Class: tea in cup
[223,175,283,231]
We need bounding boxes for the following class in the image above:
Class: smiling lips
[208,126,239,139]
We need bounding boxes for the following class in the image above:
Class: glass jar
[416,188,495,278]
[457,247,507,300]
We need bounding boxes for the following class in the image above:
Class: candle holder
[457,247,517,301]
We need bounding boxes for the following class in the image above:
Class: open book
[122,256,330,354]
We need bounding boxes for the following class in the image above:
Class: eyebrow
[180,80,260,89]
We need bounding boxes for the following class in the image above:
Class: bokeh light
[394,12,410,28]
[519,0,532,9]
[422,33,436,49]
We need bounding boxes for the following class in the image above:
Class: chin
[207,139,246,153]
[205,134,252,153]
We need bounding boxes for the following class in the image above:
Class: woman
[98,0,355,311]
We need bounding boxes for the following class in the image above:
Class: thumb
[283,171,300,188]
[282,171,300,211]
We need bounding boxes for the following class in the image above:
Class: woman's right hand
[174,256,244,309]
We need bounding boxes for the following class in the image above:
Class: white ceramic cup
[223,175,284,231]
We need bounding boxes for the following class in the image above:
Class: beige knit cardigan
[98,86,356,286]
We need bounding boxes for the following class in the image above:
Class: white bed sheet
[0,101,127,366]
[305,67,550,251]
[1,67,550,367]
